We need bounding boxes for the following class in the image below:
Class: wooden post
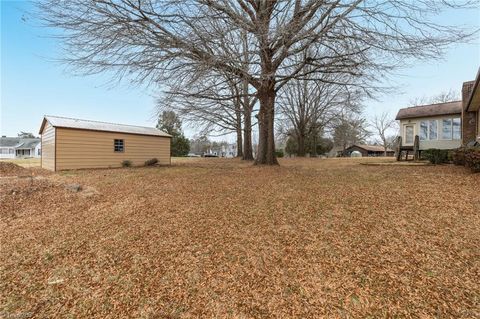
[413,135,420,161]
[396,136,402,161]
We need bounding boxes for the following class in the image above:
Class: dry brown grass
[1,158,479,318]
[0,158,41,168]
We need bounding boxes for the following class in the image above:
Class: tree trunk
[236,126,243,158]
[311,130,318,157]
[255,83,278,165]
[235,104,243,158]
[243,110,254,160]
[297,132,306,157]
[242,78,254,160]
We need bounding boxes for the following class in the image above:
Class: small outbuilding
[343,144,395,157]
[39,115,171,171]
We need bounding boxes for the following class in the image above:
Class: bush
[121,160,132,167]
[465,148,480,173]
[144,158,158,166]
[452,147,466,166]
[275,149,284,158]
[422,149,449,165]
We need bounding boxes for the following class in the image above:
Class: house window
[419,120,437,140]
[38,148,41,156]
[114,139,124,152]
[420,121,428,141]
[442,119,452,140]
[0,148,7,154]
[442,117,461,140]
[452,118,461,140]
[429,120,437,140]
[9,149,14,154]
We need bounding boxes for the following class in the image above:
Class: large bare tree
[37,0,477,165]
[158,72,257,159]
[333,113,370,153]
[278,72,364,156]
[370,112,398,156]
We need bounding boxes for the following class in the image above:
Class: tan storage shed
[39,115,171,171]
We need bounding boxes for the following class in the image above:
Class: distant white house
[205,143,237,158]
[0,137,41,159]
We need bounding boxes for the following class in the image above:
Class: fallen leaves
[0,162,30,176]
[0,158,479,318]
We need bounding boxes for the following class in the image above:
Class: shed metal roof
[39,116,171,137]
[395,101,462,120]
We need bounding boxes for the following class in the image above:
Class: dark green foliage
[156,110,190,156]
[452,147,466,166]
[171,134,190,157]
[144,158,158,166]
[422,149,449,164]
[315,137,334,155]
[285,136,298,156]
[450,147,480,173]
[156,110,182,134]
[465,148,480,173]
[275,149,284,158]
[121,160,132,167]
[284,134,333,156]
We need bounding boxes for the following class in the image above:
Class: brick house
[462,68,480,145]
[395,67,480,154]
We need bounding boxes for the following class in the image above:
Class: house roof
[395,101,462,120]
[39,115,172,137]
[347,144,394,152]
[0,137,40,149]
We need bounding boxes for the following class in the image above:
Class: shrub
[465,148,480,173]
[452,147,466,166]
[275,149,284,158]
[144,158,158,166]
[121,160,132,167]
[422,149,449,165]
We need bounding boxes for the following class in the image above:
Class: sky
[1,1,479,140]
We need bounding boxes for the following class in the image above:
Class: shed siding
[41,122,56,170]
[55,128,170,170]
[399,115,462,150]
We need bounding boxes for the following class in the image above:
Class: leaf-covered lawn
[1,158,479,318]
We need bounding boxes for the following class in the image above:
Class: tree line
[37,0,477,164]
